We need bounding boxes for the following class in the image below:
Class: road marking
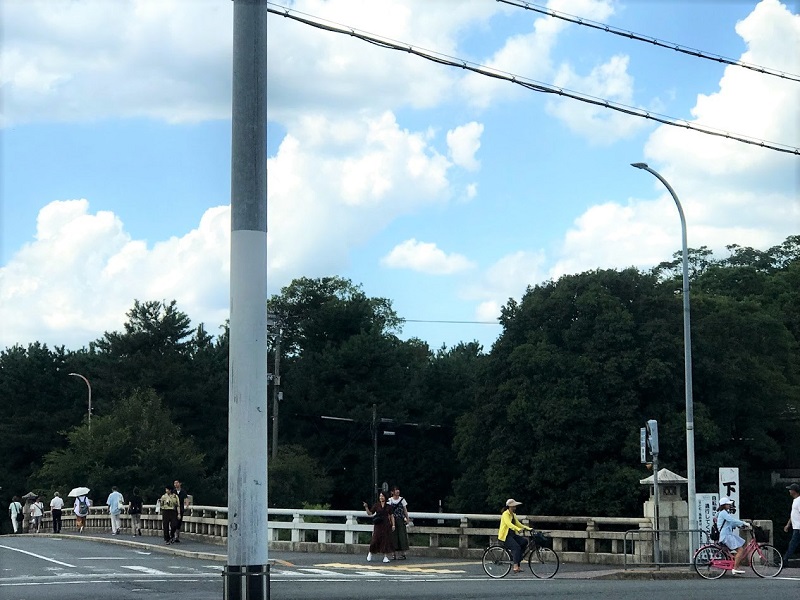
[0,545,76,567]
[133,551,152,555]
[78,557,127,560]
[122,566,172,576]
[317,562,464,574]
[298,568,347,577]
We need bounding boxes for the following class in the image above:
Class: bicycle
[482,530,560,579]
[693,524,783,579]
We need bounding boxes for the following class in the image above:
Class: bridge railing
[40,506,669,564]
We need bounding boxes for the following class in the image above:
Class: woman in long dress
[362,491,394,563]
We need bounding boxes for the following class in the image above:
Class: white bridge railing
[38,506,673,564]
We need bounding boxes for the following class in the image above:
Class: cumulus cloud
[446,122,484,171]
[545,0,799,278]
[547,55,648,143]
[381,239,476,274]
[0,200,230,349]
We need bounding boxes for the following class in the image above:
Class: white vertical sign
[640,428,647,463]
[696,493,718,545]
[719,467,740,515]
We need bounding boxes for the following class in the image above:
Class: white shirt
[50,496,64,510]
[107,491,124,515]
[791,496,800,529]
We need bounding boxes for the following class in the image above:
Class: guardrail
[35,507,666,564]
[33,507,775,565]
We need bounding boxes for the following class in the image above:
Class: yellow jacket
[497,509,531,541]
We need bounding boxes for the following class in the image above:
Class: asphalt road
[1,534,798,600]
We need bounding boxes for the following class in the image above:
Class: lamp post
[68,373,92,433]
[631,162,697,559]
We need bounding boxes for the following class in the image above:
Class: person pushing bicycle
[498,498,532,573]
[717,496,751,574]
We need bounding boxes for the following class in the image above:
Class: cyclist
[716,496,750,575]
[498,498,532,573]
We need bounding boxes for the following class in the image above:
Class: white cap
[506,498,522,507]
[718,497,733,506]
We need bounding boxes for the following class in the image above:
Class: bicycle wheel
[750,544,783,578]
[693,545,727,579]
[528,546,559,578]
[482,545,512,578]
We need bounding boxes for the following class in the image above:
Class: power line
[265,4,800,156]
[497,0,800,83]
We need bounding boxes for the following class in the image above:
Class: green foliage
[268,445,333,507]
[29,388,206,505]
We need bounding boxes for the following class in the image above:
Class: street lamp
[631,162,697,558]
[68,373,92,433]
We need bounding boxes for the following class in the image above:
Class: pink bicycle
[693,524,783,579]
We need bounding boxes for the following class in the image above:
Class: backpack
[76,497,89,517]
[391,498,405,520]
[710,518,720,542]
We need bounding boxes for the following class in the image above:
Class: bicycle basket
[752,525,769,543]
[533,532,553,549]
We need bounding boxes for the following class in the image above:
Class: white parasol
[68,487,90,497]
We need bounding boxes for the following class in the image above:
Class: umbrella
[68,487,90,497]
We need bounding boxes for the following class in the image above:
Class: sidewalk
[42,532,800,580]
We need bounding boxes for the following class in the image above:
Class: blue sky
[1,0,798,353]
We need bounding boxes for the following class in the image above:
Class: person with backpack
[128,488,144,537]
[106,486,125,535]
[388,485,410,560]
[74,494,91,533]
[8,496,24,533]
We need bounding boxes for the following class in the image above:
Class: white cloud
[381,239,475,274]
[547,55,648,143]
[548,0,800,277]
[446,122,484,171]
[0,200,230,349]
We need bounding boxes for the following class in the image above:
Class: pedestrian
[30,496,45,533]
[173,479,187,543]
[388,485,410,560]
[158,485,181,544]
[50,492,64,533]
[783,483,800,565]
[128,487,143,537]
[362,491,394,563]
[498,498,532,573]
[9,496,23,533]
[74,494,91,533]
[106,486,125,535]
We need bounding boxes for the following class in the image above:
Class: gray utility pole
[372,404,378,501]
[226,1,268,599]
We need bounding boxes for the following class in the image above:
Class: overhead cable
[497,0,800,83]
[265,4,800,156]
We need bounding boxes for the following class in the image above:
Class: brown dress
[368,502,394,554]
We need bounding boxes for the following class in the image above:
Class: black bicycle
[481,530,560,578]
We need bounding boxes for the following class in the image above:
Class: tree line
[1,236,798,547]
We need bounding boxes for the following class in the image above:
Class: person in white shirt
[49,492,65,533]
[106,486,125,535]
[30,497,45,533]
[784,483,800,564]
[8,496,23,533]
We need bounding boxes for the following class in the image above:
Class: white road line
[0,545,76,568]
[78,557,127,560]
[121,565,172,576]
[298,568,347,577]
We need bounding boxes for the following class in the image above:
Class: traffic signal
[646,419,659,455]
